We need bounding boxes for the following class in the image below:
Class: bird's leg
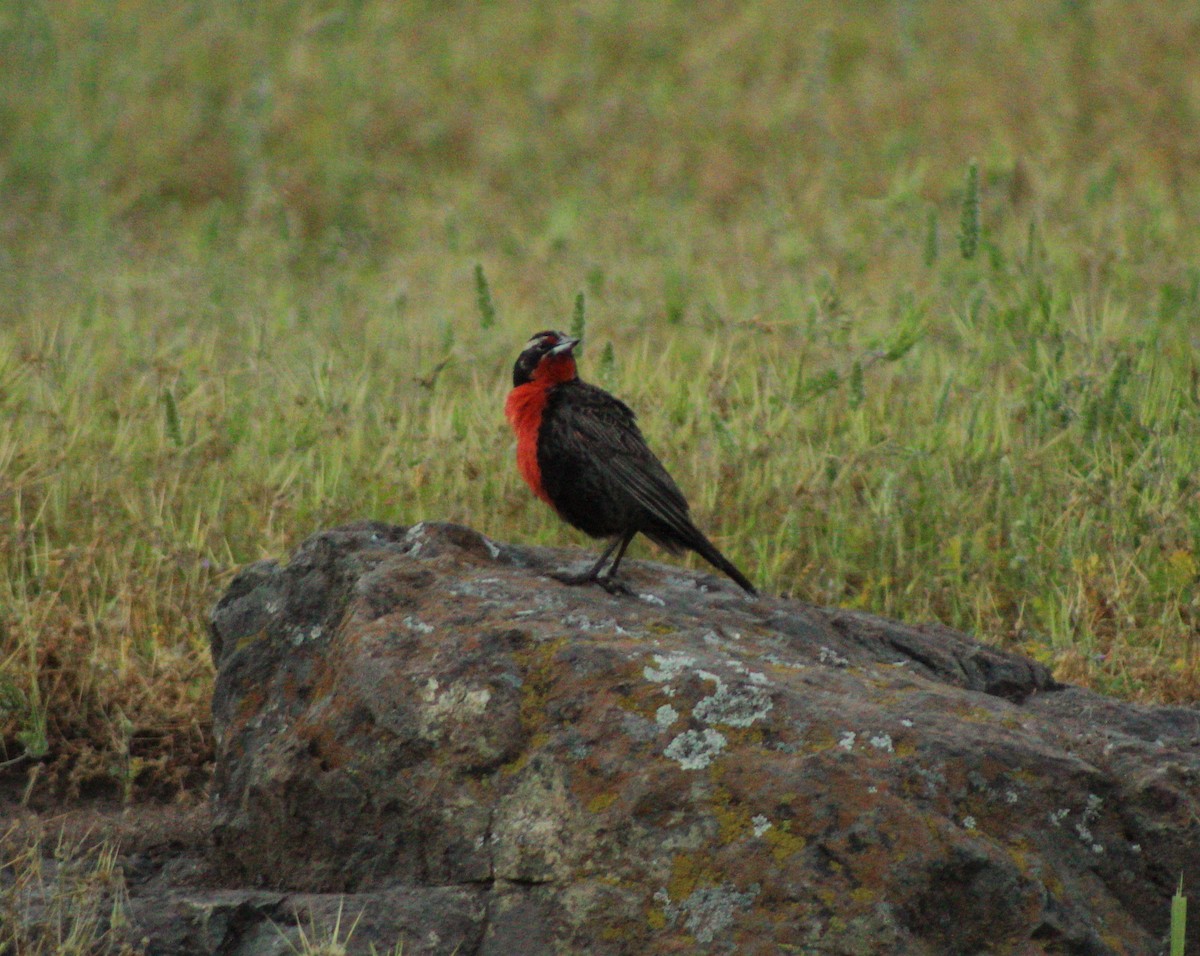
[550,532,635,594]
[549,535,622,586]
[597,531,636,592]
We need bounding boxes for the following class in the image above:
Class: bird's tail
[671,525,757,596]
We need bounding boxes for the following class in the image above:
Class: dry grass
[0,826,141,955]
[1,0,1199,801]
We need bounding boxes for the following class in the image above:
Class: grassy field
[2,0,1199,803]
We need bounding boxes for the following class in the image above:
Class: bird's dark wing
[539,378,758,594]
[538,380,694,543]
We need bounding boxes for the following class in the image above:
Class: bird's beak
[550,336,580,356]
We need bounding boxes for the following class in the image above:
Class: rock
[125,886,485,956]
[205,520,1200,954]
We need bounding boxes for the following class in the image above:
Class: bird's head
[512,330,581,388]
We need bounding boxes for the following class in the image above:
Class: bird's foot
[548,570,633,596]
[548,569,594,586]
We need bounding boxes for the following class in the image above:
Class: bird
[505,330,757,595]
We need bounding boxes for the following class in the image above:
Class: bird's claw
[548,570,593,586]
[548,570,633,596]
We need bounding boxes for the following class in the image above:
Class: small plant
[959,159,981,260]
[274,899,372,956]
[1171,876,1187,956]
[848,360,865,410]
[598,340,616,387]
[161,387,184,447]
[570,291,586,348]
[0,675,49,761]
[924,206,939,266]
[0,829,139,956]
[474,263,496,329]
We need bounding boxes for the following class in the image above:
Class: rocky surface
[12,521,1192,953]
[187,520,1200,955]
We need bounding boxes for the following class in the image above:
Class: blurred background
[6,2,1199,304]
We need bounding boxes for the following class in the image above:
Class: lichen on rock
[203,521,1200,954]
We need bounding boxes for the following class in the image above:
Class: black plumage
[509,332,756,595]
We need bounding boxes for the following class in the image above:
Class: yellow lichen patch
[513,636,569,732]
[763,659,805,678]
[500,731,549,776]
[1007,841,1036,879]
[709,784,752,844]
[667,851,721,901]
[614,679,676,721]
[716,724,766,750]
[232,629,270,654]
[801,726,839,754]
[958,705,1001,724]
[893,739,917,759]
[850,885,878,906]
[587,791,619,814]
[765,821,807,862]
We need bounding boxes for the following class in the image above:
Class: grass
[0,827,139,955]
[1174,876,1188,956]
[276,901,365,956]
[0,0,1198,811]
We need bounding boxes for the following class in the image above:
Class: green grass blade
[959,159,980,261]
[474,263,496,330]
[570,291,586,348]
[162,388,184,448]
[1171,875,1187,956]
